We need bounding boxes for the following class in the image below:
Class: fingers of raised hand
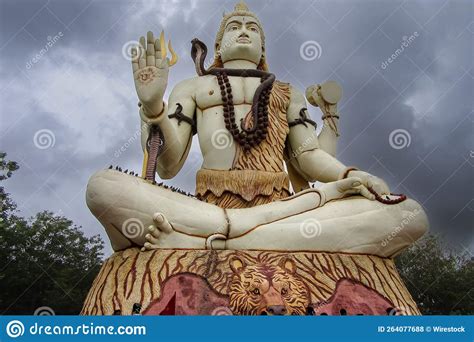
[132,31,169,71]
[146,31,156,66]
[154,39,162,65]
[155,44,169,69]
[138,36,147,69]
[131,47,139,72]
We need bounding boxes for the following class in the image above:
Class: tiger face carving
[229,256,310,315]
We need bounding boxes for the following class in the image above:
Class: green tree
[0,152,104,315]
[396,235,474,315]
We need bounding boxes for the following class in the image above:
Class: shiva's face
[219,15,263,66]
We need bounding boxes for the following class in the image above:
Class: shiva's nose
[267,305,287,315]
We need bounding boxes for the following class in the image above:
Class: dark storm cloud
[0,0,472,255]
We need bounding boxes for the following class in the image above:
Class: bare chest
[195,75,261,110]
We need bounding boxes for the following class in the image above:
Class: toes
[145,232,159,244]
[143,242,158,251]
[148,224,160,238]
[159,220,173,233]
[153,213,165,224]
[153,212,173,233]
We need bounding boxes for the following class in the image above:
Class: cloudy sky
[0,0,472,257]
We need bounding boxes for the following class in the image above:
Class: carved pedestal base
[81,248,419,316]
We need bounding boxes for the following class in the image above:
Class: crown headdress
[212,1,268,71]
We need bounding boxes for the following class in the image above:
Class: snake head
[191,38,209,76]
[191,38,207,59]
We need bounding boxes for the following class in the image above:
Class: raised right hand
[132,31,169,118]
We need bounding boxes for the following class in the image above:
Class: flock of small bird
[107,165,196,198]
[106,165,301,200]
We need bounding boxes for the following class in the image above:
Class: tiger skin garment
[196,81,292,209]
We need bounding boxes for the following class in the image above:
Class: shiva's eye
[230,26,239,31]
[249,27,258,32]
[252,288,260,295]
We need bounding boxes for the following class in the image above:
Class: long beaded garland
[216,71,271,152]
[191,38,274,152]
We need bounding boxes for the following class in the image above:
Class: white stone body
[86,8,429,257]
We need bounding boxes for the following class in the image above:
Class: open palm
[132,31,169,117]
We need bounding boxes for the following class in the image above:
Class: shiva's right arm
[140,78,197,179]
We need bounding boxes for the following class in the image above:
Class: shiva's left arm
[286,86,390,195]
[286,86,346,183]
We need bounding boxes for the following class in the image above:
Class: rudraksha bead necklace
[216,71,272,152]
[191,38,275,152]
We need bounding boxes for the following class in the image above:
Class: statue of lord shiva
[86,1,428,257]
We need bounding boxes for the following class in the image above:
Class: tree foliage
[396,235,473,315]
[0,152,104,315]
[0,152,472,315]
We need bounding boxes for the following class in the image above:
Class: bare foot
[141,212,207,250]
[141,213,173,251]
